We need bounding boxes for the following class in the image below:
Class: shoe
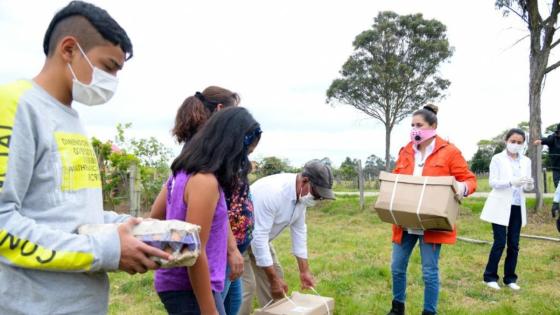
[422,311,436,315]
[484,281,501,290]
[387,300,405,315]
[507,283,521,290]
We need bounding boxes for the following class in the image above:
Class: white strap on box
[416,177,428,230]
[389,174,400,225]
[310,287,331,315]
[283,292,298,306]
[271,290,331,315]
[263,299,275,308]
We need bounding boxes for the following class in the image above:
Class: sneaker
[484,281,501,290]
[386,300,405,315]
[507,283,521,290]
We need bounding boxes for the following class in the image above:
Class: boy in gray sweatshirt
[0,1,171,314]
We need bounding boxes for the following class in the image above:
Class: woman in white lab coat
[480,128,534,291]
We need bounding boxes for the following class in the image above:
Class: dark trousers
[158,290,226,315]
[483,205,522,284]
[554,170,560,188]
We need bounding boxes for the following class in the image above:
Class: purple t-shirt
[154,171,228,293]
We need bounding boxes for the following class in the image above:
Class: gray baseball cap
[302,159,335,200]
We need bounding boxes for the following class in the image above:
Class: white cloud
[1,0,559,167]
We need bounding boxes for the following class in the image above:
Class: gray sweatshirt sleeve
[104,210,131,224]
[0,83,121,272]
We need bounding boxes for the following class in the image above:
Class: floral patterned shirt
[225,182,254,249]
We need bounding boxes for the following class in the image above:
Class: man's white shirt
[250,173,308,267]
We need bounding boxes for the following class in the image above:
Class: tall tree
[364,154,395,179]
[496,0,560,210]
[339,157,359,181]
[327,11,453,170]
[258,156,291,177]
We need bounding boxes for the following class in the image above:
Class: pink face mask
[410,128,437,145]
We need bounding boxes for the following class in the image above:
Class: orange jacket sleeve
[449,146,477,195]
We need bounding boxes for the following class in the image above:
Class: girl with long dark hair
[154,107,261,315]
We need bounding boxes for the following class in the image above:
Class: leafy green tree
[91,137,139,210]
[470,140,496,174]
[327,11,453,170]
[258,156,291,177]
[339,157,359,181]
[364,154,395,179]
[496,0,560,210]
[114,123,173,211]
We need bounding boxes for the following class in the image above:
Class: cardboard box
[79,219,201,268]
[254,292,334,315]
[374,171,461,231]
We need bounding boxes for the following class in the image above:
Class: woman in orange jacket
[386,104,477,315]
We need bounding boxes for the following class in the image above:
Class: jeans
[483,205,522,284]
[554,170,560,188]
[158,290,226,315]
[222,265,243,315]
[222,242,250,315]
[391,232,442,313]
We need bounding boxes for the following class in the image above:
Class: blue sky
[1,0,559,167]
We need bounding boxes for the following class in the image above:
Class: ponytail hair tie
[194,91,218,112]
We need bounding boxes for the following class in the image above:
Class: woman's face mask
[410,128,437,145]
[506,142,524,155]
[506,134,525,155]
[67,43,118,106]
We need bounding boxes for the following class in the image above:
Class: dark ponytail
[172,86,241,144]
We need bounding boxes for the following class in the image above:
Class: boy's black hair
[171,107,261,193]
[43,1,133,60]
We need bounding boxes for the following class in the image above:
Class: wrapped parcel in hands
[79,219,201,268]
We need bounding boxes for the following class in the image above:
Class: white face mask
[506,142,524,155]
[67,43,118,106]
[298,184,318,208]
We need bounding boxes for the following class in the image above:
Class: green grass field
[108,196,560,314]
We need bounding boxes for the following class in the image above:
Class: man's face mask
[298,183,318,208]
[67,43,118,106]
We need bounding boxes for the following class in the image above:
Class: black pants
[483,205,522,284]
[158,290,226,315]
[554,170,560,188]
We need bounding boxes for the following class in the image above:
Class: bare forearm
[187,252,217,313]
[263,265,279,282]
[227,221,237,253]
[296,256,310,274]
[149,187,167,219]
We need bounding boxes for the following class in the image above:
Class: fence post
[543,168,548,193]
[129,164,141,217]
[357,159,365,210]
